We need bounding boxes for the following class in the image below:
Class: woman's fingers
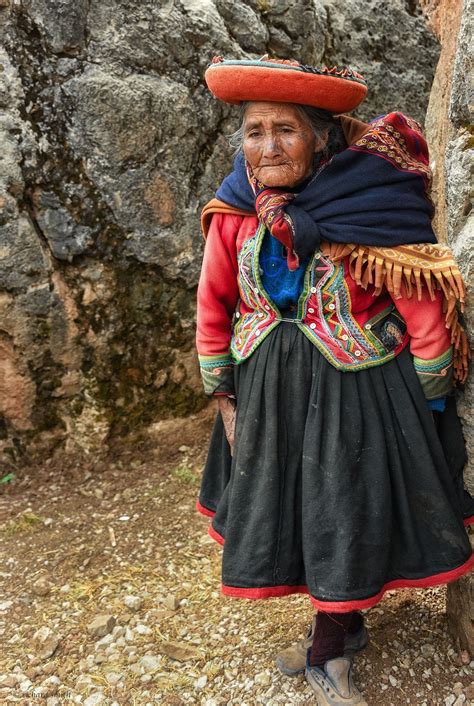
[217,397,237,455]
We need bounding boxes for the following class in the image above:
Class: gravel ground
[0,406,473,706]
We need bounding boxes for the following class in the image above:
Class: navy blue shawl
[216,113,437,257]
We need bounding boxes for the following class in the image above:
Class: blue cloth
[259,230,309,310]
[216,117,437,257]
[427,397,446,413]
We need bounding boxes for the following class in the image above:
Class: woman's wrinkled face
[242,102,325,188]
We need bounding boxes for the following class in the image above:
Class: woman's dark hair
[228,102,346,160]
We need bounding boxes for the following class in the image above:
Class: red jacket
[197,213,453,398]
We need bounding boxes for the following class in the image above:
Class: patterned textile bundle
[210,111,470,383]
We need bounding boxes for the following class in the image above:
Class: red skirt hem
[196,499,216,518]
[203,516,474,612]
[464,514,474,526]
[215,532,474,613]
[208,524,225,546]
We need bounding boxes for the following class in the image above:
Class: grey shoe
[275,615,368,677]
[305,657,368,706]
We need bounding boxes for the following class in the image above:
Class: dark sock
[309,611,355,669]
[347,611,364,635]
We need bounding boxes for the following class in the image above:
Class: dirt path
[0,406,473,705]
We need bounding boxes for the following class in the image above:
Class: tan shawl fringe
[322,241,470,384]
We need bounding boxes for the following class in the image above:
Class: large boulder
[423,0,474,653]
[0,0,439,456]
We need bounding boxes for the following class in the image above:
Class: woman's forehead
[243,101,304,124]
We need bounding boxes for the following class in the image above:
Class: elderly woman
[195,57,473,705]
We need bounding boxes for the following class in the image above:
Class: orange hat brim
[205,60,367,114]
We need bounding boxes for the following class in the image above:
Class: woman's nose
[262,135,282,157]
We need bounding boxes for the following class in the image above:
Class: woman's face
[242,102,326,188]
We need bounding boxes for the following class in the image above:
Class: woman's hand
[217,396,237,456]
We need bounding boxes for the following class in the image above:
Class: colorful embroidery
[299,64,366,83]
[350,112,432,188]
[299,254,397,368]
[413,348,454,400]
[380,320,405,350]
[198,354,234,396]
[211,55,367,85]
[231,224,280,360]
[229,226,408,371]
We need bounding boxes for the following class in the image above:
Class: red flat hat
[205,56,367,114]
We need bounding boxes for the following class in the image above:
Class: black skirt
[197,323,474,612]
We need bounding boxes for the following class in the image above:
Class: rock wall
[0,0,439,457]
[424,0,473,493]
[423,0,474,653]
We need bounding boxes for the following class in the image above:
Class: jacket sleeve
[389,284,454,400]
[196,213,241,396]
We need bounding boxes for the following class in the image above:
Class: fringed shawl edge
[322,241,470,383]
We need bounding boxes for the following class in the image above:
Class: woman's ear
[314,128,330,153]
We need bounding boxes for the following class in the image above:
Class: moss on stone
[74,262,203,437]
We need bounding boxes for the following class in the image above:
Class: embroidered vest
[231,223,409,371]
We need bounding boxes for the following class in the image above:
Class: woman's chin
[254,167,306,189]
[256,173,298,188]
